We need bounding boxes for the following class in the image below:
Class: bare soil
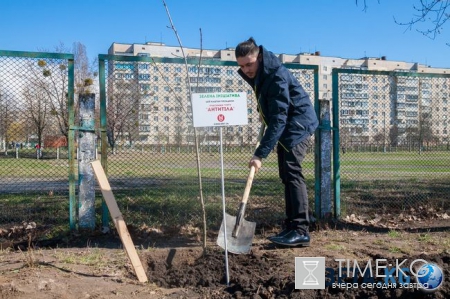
[0,219,449,299]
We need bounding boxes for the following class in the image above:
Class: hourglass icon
[303,260,319,285]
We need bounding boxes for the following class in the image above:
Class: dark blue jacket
[238,46,319,158]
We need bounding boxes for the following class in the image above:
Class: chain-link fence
[4,49,448,238]
[98,55,318,230]
[333,69,450,222]
[0,50,74,230]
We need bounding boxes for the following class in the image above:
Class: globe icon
[417,263,444,292]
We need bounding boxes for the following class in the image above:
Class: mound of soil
[144,246,449,299]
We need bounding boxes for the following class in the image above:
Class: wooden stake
[91,160,148,283]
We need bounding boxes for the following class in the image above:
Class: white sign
[191,92,248,127]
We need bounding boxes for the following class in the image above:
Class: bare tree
[162,0,208,253]
[73,42,97,94]
[23,87,50,149]
[0,89,18,154]
[22,42,95,141]
[106,79,141,153]
[357,0,450,44]
[394,0,450,43]
[24,58,70,139]
[355,0,380,12]
[389,123,400,147]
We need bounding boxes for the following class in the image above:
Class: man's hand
[249,155,262,173]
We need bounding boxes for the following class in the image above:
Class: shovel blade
[216,213,256,254]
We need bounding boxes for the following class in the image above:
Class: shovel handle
[232,125,264,238]
[241,123,263,204]
[232,165,256,237]
[242,165,256,205]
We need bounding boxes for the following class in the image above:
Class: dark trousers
[277,138,310,233]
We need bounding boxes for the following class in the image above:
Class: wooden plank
[90,160,148,283]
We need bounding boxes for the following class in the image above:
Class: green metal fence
[0,50,74,231]
[98,54,319,230]
[4,49,448,239]
[332,69,450,222]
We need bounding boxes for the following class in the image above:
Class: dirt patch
[0,222,448,299]
[144,247,449,299]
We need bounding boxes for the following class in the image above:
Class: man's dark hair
[235,37,259,58]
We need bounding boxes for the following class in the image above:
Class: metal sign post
[191,92,248,286]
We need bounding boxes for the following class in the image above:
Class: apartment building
[108,42,450,148]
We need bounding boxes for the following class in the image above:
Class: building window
[139,74,150,80]
[164,116,169,122]
[115,63,134,70]
[141,104,152,111]
[140,84,150,91]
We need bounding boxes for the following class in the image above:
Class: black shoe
[269,230,310,247]
[267,228,291,241]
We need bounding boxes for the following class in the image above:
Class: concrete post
[319,99,332,218]
[78,93,96,229]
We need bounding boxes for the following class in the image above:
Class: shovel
[217,125,265,254]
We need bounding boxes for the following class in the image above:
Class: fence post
[78,93,96,230]
[318,99,332,218]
